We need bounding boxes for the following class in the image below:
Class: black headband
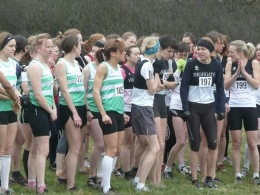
[197,39,214,53]
[0,35,14,50]
[93,41,104,48]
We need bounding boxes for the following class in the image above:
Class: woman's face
[182,36,194,53]
[159,47,175,61]
[125,36,137,47]
[229,45,240,62]
[51,46,60,61]
[1,39,16,58]
[127,47,140,64]
[37,38,53,59]
[75,34,83,57]
[197,46,211,61]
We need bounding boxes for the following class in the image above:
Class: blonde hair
[31,33,51,51]
[122,32,136,41]
[140,37,158,55]
[230,40,256,59]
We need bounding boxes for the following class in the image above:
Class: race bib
[114,85,124,96]
[235,81,247,91]
[199,77,212,87]
[76,75,83,84]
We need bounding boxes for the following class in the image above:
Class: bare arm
[146,73,160,95]
[27,63,53,114]
[93,63,107,116]
[0,71,18,102]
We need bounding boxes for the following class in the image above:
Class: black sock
[23,149,30,179]
[206,176,213,181]
[12,171,21,178]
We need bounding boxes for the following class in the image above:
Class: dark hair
[14,35,27,54]
[177,42,190,53]
[125,45,139,56]
[61,35,79,54]
[159,35,178,50]
[96,39,125,62]
[181,32,195,43]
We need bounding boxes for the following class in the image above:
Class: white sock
[244,143,250,169]
[253,172,259,179]
[102,156,113,193]
[136,183,145,189]
[134,176,140,183]
[164,166,172,173]
[1,155,11,189]
[235,172,242,178]
[97,153,105,178]
[112,156,118,170]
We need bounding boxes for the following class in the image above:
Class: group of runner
[0,29,260,194]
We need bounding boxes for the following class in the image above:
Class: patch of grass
[11,134,260,195]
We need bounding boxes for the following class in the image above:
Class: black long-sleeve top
[180,58,225,113]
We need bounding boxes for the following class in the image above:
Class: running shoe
[37,186,48,195]
[87,176,100,189]
[67,185,78,193]
[253,177,260,185]
[235,176,243,185]
[178,165,191,175]
[4,188,15,195]
[57,178,67,185]
[124,171,135,180]
[192,180,203,190]
[204,178,218,189]
[113,168,123,177]
[49,163,56,171]
[135,185,150,192]
[241,167,249,177]
[10,175,27,186]
[162,171,174,179]
[223,156,233,165]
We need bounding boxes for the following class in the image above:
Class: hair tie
[145,40,160,55]
[0,35,14,50]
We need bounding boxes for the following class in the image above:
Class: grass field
[11,136,260,195]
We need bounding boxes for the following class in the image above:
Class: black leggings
[163,107,176,164]
[188,102,217,152]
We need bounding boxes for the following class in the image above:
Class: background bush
[0,0,259,44]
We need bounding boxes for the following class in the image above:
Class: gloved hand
[217,112,225,121]
[176,59,187,73]
[182,111,191,121]
[153,59,164,74]
[167,74,175,82]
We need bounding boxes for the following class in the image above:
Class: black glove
[20,95,31,108]
[217,112,225,121]
[182,111,191,121]
[153,59,164,74]
[167,74,175,82]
